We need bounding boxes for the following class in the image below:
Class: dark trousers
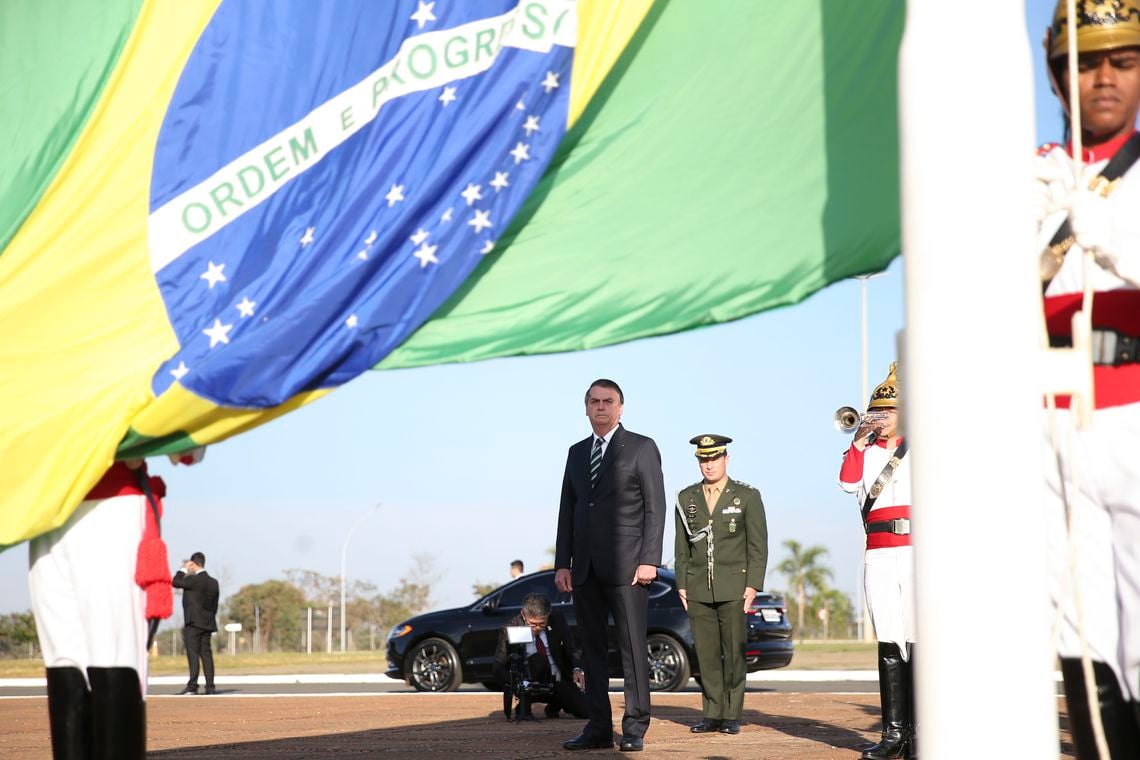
[525,652,588,718]
[687,599,746,720]
[573,574,650,739]
[183,626,215,687]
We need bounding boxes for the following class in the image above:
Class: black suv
[386,568,793,692]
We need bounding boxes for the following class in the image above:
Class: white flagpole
[900,2,1059,756]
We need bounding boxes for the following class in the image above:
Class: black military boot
[87,667,145,760]
[904,643,917,760]
[1059,657,1140,759]
[46,667,91,760]
[862,643,909,760]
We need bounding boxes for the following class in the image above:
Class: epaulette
[731,479,758,491]
[1037,142,1062,156]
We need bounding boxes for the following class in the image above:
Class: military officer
[674,435,768,736]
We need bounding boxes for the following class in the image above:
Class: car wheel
[647,633,690,692]
[406,637,462,692]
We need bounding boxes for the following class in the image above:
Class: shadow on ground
[149,701,876,759]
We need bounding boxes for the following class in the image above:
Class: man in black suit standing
[555,379,666,752]
[171,551,219,695]
[493,593,588,720]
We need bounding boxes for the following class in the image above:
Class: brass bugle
[834,406,863,434]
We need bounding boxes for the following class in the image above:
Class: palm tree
[776,540,833,641]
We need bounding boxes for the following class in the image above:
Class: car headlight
[388,624,412,640]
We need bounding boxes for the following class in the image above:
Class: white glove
[1070,188,1117,263]
[168,446,207,466]
[1068,188,1140,286]
[1032,151,1076,226]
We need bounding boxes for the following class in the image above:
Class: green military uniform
[674,435,768,726]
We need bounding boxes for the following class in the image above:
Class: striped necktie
[589,437,604,487]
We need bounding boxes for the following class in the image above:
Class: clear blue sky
[0,1,1062,622]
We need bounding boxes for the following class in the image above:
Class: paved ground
[1,690,1076,758]
[0,672,885,698]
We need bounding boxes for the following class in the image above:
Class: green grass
[0,641,879,679]
[0,650,391,679]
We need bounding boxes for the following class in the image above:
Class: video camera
[502,626,555,721]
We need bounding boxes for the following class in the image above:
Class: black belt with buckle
[1049,329,1140,366]
[865,518,911,536]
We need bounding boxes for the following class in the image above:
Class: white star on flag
[468,209,492,234]
[413,242,440,268]
[515,99,526,111]
[345,314,359,329]
[541,71,560,93]
[357,250,369,260]
[200,261,227,289]
[236,297,256,318]
[364,230,377,245]
[170,362,189,381]
[202,319,233,348]
[386,184,406,207]
[410,228,430,245]
[480,239,495,255]
[509,142,531,164]
[490,172,510,192]
[439,86,457,107]
[410,0,436,29]
[441,207,454,223]
[300,227,316,246]
[460,183,483,206]
[523,115,540,136]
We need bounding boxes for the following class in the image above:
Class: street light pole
[341,503,381,653]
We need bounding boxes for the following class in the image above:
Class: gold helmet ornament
[690,434,731,460]
[1049,0,1140,60]
[867,362,900,410]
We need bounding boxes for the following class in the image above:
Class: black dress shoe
[619,736,644,752]
[719,720,741,734]
[204,686,217,695]
[690,719,723,733]
[177,685,199,695]
[562,731,613,750]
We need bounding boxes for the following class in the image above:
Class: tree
[286,567,379,648]
[375,554,440,632]
[0,611,39,658]
[776,540,833,641]
[807,587,856,640]
[471,581,498,598]
[224,580,305,652]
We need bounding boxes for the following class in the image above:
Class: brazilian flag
[0,0,902,546]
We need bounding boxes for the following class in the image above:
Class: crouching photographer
[494,593,588,721]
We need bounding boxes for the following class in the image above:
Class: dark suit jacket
[172,570,219,632]
[493,610,580,684]
[555,424,667,586]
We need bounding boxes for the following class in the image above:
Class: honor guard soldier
[839,363,915,760]
[1035,2,1140,755]
[674,434,768,736]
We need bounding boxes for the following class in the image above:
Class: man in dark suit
[493,593,588,720]
[171,551,219,695]
[555,378,666,752]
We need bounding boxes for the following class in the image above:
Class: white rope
[1057,2,1108,757]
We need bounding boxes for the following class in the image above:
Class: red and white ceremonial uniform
[839,439,914,659]
[1038,133,1140,700]
[29,462,152,693]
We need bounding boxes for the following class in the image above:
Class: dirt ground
[1,692,1076,758]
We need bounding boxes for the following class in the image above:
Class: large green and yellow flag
[0,0,901,546]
